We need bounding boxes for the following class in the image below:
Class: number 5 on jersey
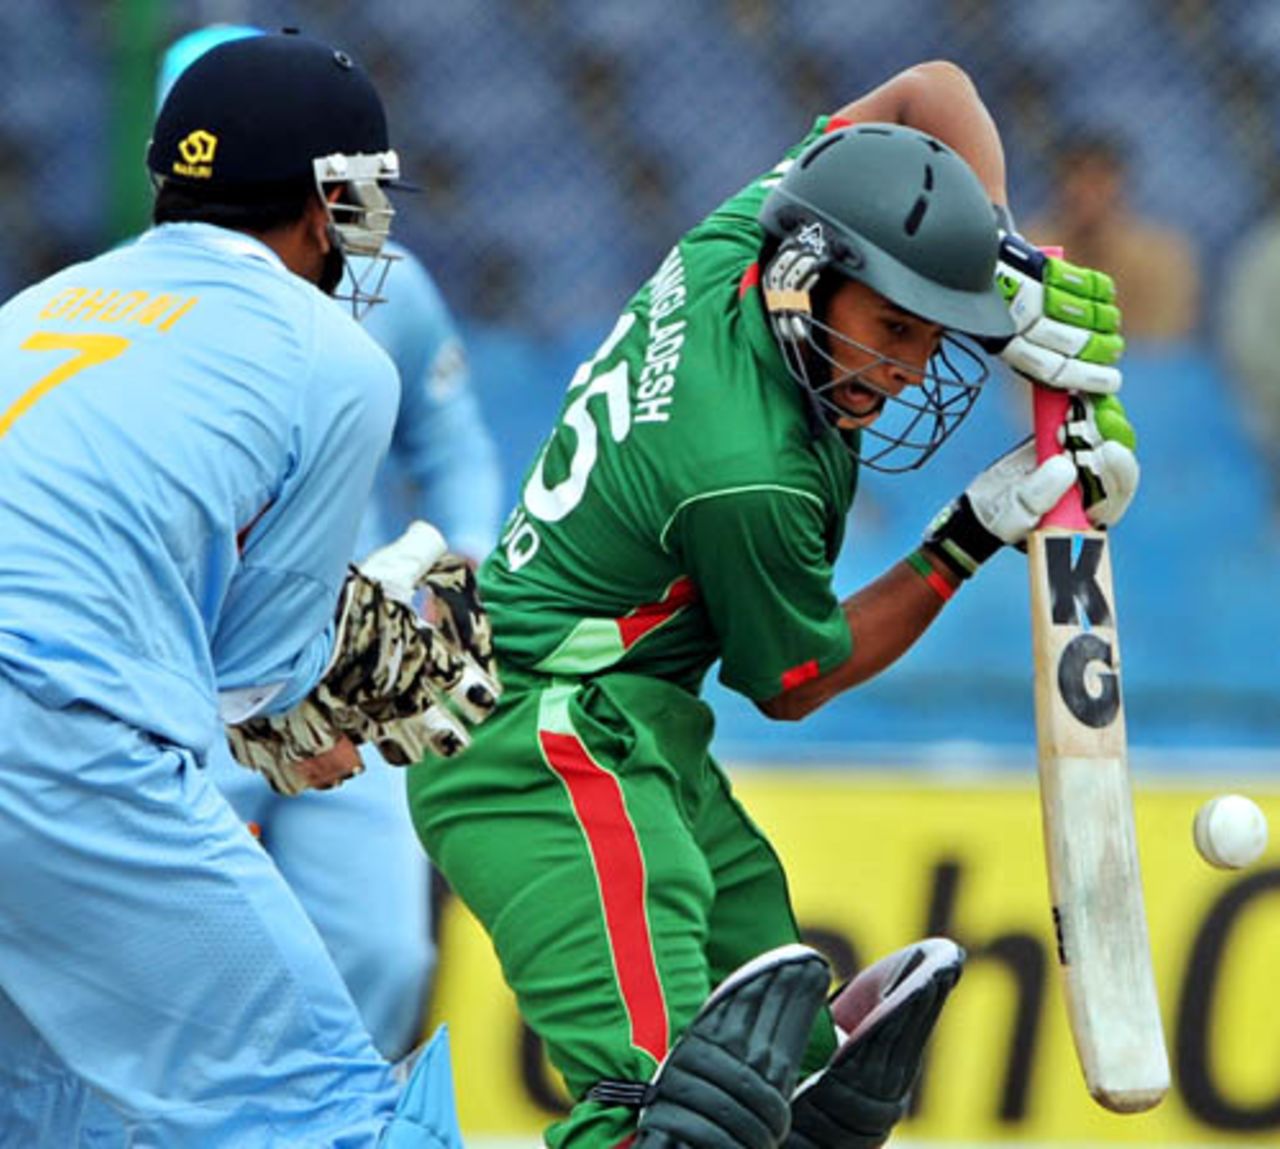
[503,314,636,570]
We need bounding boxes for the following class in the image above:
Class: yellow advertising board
[428,770,1280,1143]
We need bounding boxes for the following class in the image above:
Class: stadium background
[5,1,1279,1143]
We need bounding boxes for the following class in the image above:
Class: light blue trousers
[209,742,434,1061]
[0,677,402,1147]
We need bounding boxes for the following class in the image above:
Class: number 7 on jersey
[1026,295,1169,1112]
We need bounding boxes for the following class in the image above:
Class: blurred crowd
[0,2,1273,333]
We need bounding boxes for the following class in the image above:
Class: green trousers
[408,672,836,1149]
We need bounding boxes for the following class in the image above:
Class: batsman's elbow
[756,691,817,722]
[755,649,881,721]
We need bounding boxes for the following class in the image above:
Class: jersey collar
[142,222,288,272]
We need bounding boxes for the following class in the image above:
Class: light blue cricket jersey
[0,222,399,754]
[357,241,501,561]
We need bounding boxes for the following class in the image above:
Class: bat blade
[1028,519,1169,1113]
[1024,278,1168,1114]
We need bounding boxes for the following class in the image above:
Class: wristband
[921,494,1002,580]
[907,549,957,603]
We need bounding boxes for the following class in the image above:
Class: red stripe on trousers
[539,729,669,1063]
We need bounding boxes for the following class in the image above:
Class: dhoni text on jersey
[38,287,199,331]
[634,246,687,425]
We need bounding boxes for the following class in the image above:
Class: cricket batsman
[408,60,1140,1149]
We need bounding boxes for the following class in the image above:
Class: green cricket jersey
[416,126,863,1143]
[482,119,858,702]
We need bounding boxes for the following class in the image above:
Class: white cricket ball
[1193,794,1269,870]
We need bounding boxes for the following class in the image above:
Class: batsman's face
[823,280,943,429]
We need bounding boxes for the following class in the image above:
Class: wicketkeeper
[0,32,494,1147]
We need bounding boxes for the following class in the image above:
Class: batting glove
[922,395,1140,579]
[1061,393,1139,527]
[226,521,501,794]
[991,232,1125,394]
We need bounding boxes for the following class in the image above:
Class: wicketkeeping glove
[991,232,1124,394]
[225,521,501,795]
[335,522,499,736]
[921,395,1139,580]
[226,706,363,796]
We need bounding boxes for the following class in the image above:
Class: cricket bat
[1026,272,1170,1112]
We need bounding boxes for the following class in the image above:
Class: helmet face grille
[315,153,402,319]
[762,258,990,473]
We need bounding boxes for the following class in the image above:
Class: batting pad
[635,943,832,1149]
[786,938,965,1149]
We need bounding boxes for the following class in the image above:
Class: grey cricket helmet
[759,123,1014,341]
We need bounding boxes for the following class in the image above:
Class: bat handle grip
[1030,243,1091,530]
[1033,386,1090,529]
